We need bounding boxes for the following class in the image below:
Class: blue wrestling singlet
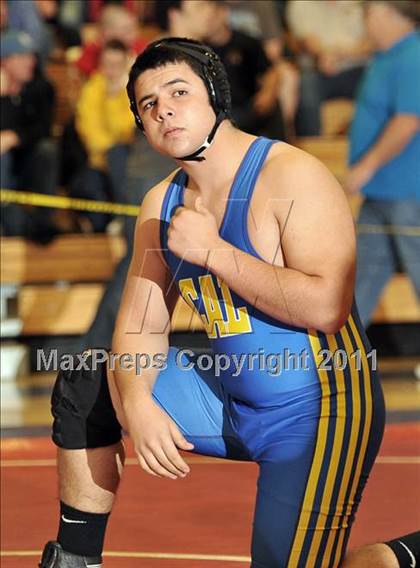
[152,137,385,567]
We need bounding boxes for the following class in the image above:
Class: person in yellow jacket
[73,39,135,231]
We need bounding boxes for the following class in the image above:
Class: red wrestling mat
[1,422,419,567]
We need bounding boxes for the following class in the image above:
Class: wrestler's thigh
[107,347,233,457]
[246,384,321,568]
[152,347,248,459]
[249,374,384,568]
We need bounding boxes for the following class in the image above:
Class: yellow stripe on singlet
[304,332,347,568]
[332,316,373,566]
[320,324,363,566]
[287,330,331,568]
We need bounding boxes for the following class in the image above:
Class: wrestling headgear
[126,37,232,162]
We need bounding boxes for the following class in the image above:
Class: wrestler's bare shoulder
[139,169,180,220]
[260,140,343,198]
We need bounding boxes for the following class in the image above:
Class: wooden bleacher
[321,99,354,137]
[1,234,125,284]
[1,235,122,336]
[0,234,203,336]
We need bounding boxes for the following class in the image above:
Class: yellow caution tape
[356,223,420,237]
[1,189,420,236]
[0,189,139,217]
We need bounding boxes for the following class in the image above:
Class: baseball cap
[0,30,35,58]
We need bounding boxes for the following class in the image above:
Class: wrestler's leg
[41,347,248,566]
[342,543,399,568]
[57,444,124,514]
[246,329,385,568]
[147,348,250,459]
[59,347,248,514]
[243,382,321,568]
[41,349,124,565]
[58,347,247,516]
[48,349,126,517]
[343,532,420,568]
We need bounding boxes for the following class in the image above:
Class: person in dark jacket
[1,30,59,241]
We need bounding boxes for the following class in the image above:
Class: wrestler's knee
[51,348,122,449]
[342,544,399,568]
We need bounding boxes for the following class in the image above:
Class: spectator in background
[72,39,135,232]
[154,0,214,40]
[204,0,284,139]
[6,0,54,63]
[0,30,59,243]
[286,0,371,136]
[57,0,88,31]
[75,3,147,77]
[36,0,82,53]
[226,0,299,138]
[226,0,282,62]
[3,0,81,61]
[87,0,137,23]
[345,0,420,327]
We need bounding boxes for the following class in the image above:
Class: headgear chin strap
[176,110,226,162]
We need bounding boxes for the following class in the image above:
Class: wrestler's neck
[176,122,256,195]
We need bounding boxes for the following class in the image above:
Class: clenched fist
[167,197,223,267]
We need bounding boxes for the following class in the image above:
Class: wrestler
[40,38,393,568]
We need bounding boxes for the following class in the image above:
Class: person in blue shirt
[345,0,420,326]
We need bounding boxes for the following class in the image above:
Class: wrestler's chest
[245,192,285,268]
[230,178,286,269]
[182,181,285,268]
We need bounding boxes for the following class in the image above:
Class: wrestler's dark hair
[128,37,204,96]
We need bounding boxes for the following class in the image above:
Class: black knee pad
[385,531,420,568]
[51,349,122,449]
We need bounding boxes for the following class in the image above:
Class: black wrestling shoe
[39,541,102,567]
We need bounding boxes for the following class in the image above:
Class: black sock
[385,531,420,567]
[57,501,110,557]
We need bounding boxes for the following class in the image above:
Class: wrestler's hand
[126,395,194,479]
[167,197,223,267]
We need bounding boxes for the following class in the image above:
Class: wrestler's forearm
[113,334,169,411]
[206,242,349,333]
[111,331,169,407]
[111,275,172,404]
